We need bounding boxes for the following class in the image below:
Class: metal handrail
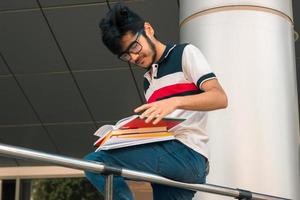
[0,143,291,200]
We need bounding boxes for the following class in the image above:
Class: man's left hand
[134,97,179,124]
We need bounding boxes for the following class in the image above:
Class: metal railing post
[0,180,2,200]
[15,178,20,200]
[105,174,113,200]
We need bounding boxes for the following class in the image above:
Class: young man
[84,4,227,200]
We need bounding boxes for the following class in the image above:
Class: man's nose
[130,53,139,63]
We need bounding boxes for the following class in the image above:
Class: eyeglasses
[118,30,144,62]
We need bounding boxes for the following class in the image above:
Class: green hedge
[31,178,103,200]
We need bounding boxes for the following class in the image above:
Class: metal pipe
[0,143,290,200]
[0,143,105,173]
[0,180,2,200]
[15,178,20,200]
[105,175,113,200]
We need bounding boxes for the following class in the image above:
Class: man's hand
[134,98,180,124]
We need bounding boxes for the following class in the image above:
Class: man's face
[119,30,156,68]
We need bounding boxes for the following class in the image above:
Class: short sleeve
[182,44,216,90]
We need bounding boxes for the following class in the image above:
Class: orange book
[94,127,168,146]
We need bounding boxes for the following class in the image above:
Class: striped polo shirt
[143,43,216,159]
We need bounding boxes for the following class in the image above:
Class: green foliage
[31,178,103,200]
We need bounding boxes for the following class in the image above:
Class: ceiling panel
[39,0,136,8]
[17,73,93,123]
[128,0,179,44]
[0,10,67,74]
[0,56,10,75]
[0,126,58,166]
[46,124,97,158]
[0,77,39,125]
[42,4,124,70]
[39,0,105,7]
[0,1,37,11]
[0,126,53,151]
[73,68,144,121]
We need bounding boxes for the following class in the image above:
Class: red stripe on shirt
[147,83,199,103]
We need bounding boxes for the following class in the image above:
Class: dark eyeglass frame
[118,29,144,62]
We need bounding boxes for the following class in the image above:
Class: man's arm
[134,78,228,124]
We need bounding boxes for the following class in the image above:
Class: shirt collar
[156,44,176,64]
[144,44,176,79]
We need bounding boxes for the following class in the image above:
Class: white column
[15,178,20,200]
[179,1,299,199]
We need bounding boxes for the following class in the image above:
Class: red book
[120,116,184,130]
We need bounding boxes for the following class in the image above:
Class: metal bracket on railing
[236,188,252,200]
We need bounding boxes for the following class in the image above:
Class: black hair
[99,3,145,55]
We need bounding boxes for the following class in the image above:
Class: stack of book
[93,115,185,151]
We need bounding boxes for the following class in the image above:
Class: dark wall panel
[0,77,39,125]
[0,126,58,166]
[17,73,93,123]
[0,10,67,74]
[0,1,37,11]
[39,0,105,7]
[39,0,133,8]
[46,124,97,158]
[128,0,180,45]
[43,4,124,70]
[73,68,143,121]
[0,56,10,75]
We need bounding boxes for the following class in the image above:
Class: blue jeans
[84,140,207,200]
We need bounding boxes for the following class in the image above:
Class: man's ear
[144,22,154,38]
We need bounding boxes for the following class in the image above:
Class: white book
[95,135,175,151]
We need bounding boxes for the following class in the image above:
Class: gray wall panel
[128,0,180,44]
[46,124,97,158]
[0,126,53,151]
[0,10,67,74]
[39,0,105,7]
[17,73,93,123]
[73,69,142,121]
[0,126,58,166]
[43,4,124,70]
[39,0,135,8]
[0,77,39,125]
[0,1,37,11]
[0,57,10,75]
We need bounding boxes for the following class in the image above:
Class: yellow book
[114,132,173,139]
